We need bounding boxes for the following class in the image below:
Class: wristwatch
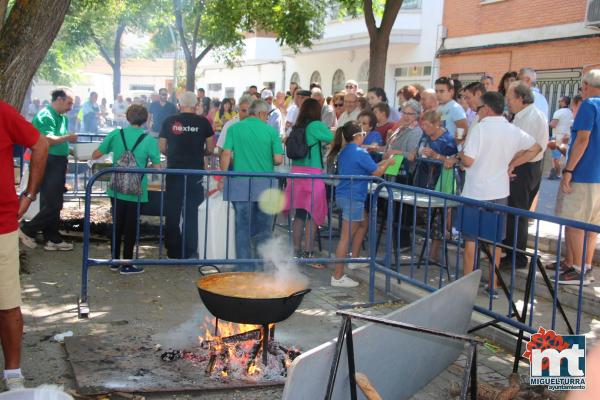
[562,168,574,175]
[21,191,36,201]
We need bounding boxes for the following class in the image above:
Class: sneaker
[483,286,499,299]
[120,265,145,275]
[18,229,37,249]
[2,375,25,390]
[331,275,359,288]
[110,265,121,272]
[545,260,569,272]
[44,241,74,251]
[348,263,370,270]
[558,267,593,285]
[548,169,559,180]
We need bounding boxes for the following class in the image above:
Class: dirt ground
[5,234,395,399]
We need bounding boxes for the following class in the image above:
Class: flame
[247,363,260,375]
[221,370,228,378]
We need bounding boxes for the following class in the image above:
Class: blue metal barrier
[78,167,382,316]
[77,165,600,374]
[367,179,600,371]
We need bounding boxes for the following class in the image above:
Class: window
[357,60,369,91]
[129,84,155,91]
[225,87,235,99]
[401,0,421,9]
[394,67,408,77]
[395,65,431,78]
[208,83,222,92]
[310,71,322,86]
[332,69,346,94]
[290,72,300,88]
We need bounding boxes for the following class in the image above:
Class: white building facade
[198,0,443,109]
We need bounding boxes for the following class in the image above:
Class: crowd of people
[14,68,599,292]
[3,66,600,390]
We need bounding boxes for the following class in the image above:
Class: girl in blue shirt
[326,121,394,287]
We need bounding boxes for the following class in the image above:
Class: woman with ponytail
[331,121,395,287]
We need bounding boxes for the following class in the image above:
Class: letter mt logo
[523,327,586,391]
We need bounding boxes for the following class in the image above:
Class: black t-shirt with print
[160,113,214,169]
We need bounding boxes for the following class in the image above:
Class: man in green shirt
[220,99,284,271]
[20,88,77,251]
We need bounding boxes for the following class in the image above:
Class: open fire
[160,318,300,381]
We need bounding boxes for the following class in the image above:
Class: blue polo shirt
[423,130,458,156]
[335,143,377,202]
[569,96,600,183]
[364,130,383,162]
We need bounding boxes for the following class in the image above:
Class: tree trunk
[0,0,71,109]
[363,0,404,89]
[368,33,390,89]
[112,22,126,100]
[185,58,199,91]
[113,63,122,101]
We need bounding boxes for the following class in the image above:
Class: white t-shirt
[462,116,536,201]
[337,108,360,127]
[512,104,548,162]
[217,116,239,148]
[286,104,298,126]
[552,107,573,141]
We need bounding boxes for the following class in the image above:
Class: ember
[160,318,300,381]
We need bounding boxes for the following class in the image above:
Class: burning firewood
[200,328,262,349]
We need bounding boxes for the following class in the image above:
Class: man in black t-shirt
[159,92,215,259]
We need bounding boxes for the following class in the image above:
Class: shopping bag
[434,167,456,194]
[384,154,404,176]
[197,191,236,259]
[18,163,39,221]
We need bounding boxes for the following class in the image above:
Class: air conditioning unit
[586,0,600,28]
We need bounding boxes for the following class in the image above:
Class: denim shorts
[336,197,365,222]
[551,149,563,159]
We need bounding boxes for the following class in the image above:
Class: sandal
[303,251,326,269]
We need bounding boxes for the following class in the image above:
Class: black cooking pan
[197,267,311,325]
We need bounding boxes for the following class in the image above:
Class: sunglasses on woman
[335,103,344,108]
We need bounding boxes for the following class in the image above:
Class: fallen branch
[355,372,382,400]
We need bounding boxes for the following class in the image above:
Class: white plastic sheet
[197,191,236,260]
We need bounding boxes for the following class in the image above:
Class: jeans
[21,155,67,243]
[110,197,138,260]
[232,201,273,271]
[165,174,204,259]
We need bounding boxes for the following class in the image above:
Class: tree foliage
[166,0,327,90]
[336,0,404,88]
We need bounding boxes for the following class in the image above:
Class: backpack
[110,129,148,196]
[286,126,318,160]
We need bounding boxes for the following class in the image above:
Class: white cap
[261,90,274,99]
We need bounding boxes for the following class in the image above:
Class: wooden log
[355,372,382,400]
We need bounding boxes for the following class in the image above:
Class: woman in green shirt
[92,104,161,275]
[283,99,333,264]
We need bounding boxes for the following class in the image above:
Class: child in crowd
[326,121,395,287]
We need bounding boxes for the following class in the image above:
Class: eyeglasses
[335,103,344,108]
[346,85,356,89]
[353,131,367,137]
[403,112,417,116]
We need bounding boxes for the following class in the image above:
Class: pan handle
[198,265,221,276]
[286,288,312,299]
